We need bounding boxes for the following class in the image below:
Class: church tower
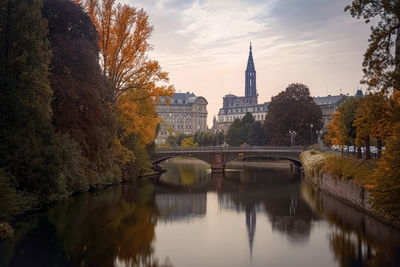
[245,42,258,104]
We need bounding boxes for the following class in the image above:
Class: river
[1,158,399,267]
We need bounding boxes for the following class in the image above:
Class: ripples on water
[1,158,400,267]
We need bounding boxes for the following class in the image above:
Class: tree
[346,1,400,92]
[264,83,323,145]
[43,0,118,186]
[325,97,363,157]
[353,93,389,158]
[0,0,62,200]
[81,0,174,175]
[369,90,400,221]
[226,113,262,146]
[248,121,266,146]
[81,0,174,104]
[181,137,198,148]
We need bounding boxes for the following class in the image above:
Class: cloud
[125,0,370,126]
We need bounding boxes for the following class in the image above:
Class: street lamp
[310,123,314,145]
[289,130,297,146]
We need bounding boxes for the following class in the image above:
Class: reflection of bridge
[153,146,304,173]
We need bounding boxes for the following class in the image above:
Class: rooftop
[313,94,347,106]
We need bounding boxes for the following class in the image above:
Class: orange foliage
[82,0,173,104]
[117,90,159,148]
[325,112,346,147]
[81,0,174,149]
[353,93,389,146]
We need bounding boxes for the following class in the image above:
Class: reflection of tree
[301,180,400,267]
[1,182,174,267]
[159,158,209,186]
[329,227,400,267]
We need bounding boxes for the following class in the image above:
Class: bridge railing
[155,146,306,152]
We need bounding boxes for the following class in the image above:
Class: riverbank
[300,150,400,229]
[226,160,292,168]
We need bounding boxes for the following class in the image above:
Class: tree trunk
[347,145,350,156]
[395,23,400,91]
[365,135,371,160]
[377,138,383,159]
[357,145,362,159]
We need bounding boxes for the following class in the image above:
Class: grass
[300,150,378,185]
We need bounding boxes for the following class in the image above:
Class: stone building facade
[215,43,268,132]
[155,92,208,145]
[313,94,348,128]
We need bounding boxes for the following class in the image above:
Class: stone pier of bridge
[211,153,224,173]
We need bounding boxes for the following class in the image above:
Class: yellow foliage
[110,136,134,164]
[353,93,389,146]
[181,137,198,148]
[82,0,174,150]
[325,112,345,147]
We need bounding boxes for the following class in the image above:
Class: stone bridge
[153,146,304,173]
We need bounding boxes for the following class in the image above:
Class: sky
[123,0,371,127]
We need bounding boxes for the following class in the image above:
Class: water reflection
[217,166,316,244]
[301,181,400,267]
[2,159,400,267]
[155,194,206,222]
[0,182,172,267]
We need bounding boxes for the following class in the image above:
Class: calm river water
[1,158,400,267]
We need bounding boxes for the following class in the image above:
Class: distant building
[215,43,268,132]
[155,92,208,145]
[313,94,348,128]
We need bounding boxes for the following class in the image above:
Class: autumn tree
[81,0,173,105]
[353,93,389,158]
[325,97,363,157]
[264,83,323,145]
[369,91,400,221]
[81,0,174,174]
[346,1,400,92]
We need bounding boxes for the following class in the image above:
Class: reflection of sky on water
[2,159,400,267]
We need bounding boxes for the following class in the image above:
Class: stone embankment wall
[319,173,367,209]
[305,173,398,228]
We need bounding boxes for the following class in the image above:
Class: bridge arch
[152,155,213,166]
[223,154,302,168]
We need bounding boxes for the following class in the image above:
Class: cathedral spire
[245,42,257,104]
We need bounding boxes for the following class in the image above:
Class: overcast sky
[124,0,371,126]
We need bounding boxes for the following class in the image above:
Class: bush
[322,155,376,183]
[56,134,89,195]
[0,170,24,221]
[300,151,327,181]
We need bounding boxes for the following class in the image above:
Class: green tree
[346,1,400,92]
[43,0,118,187]
[264,83,323,145]
[248,121,266,146]
[226,113,257,146]
[0,0,62,201]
